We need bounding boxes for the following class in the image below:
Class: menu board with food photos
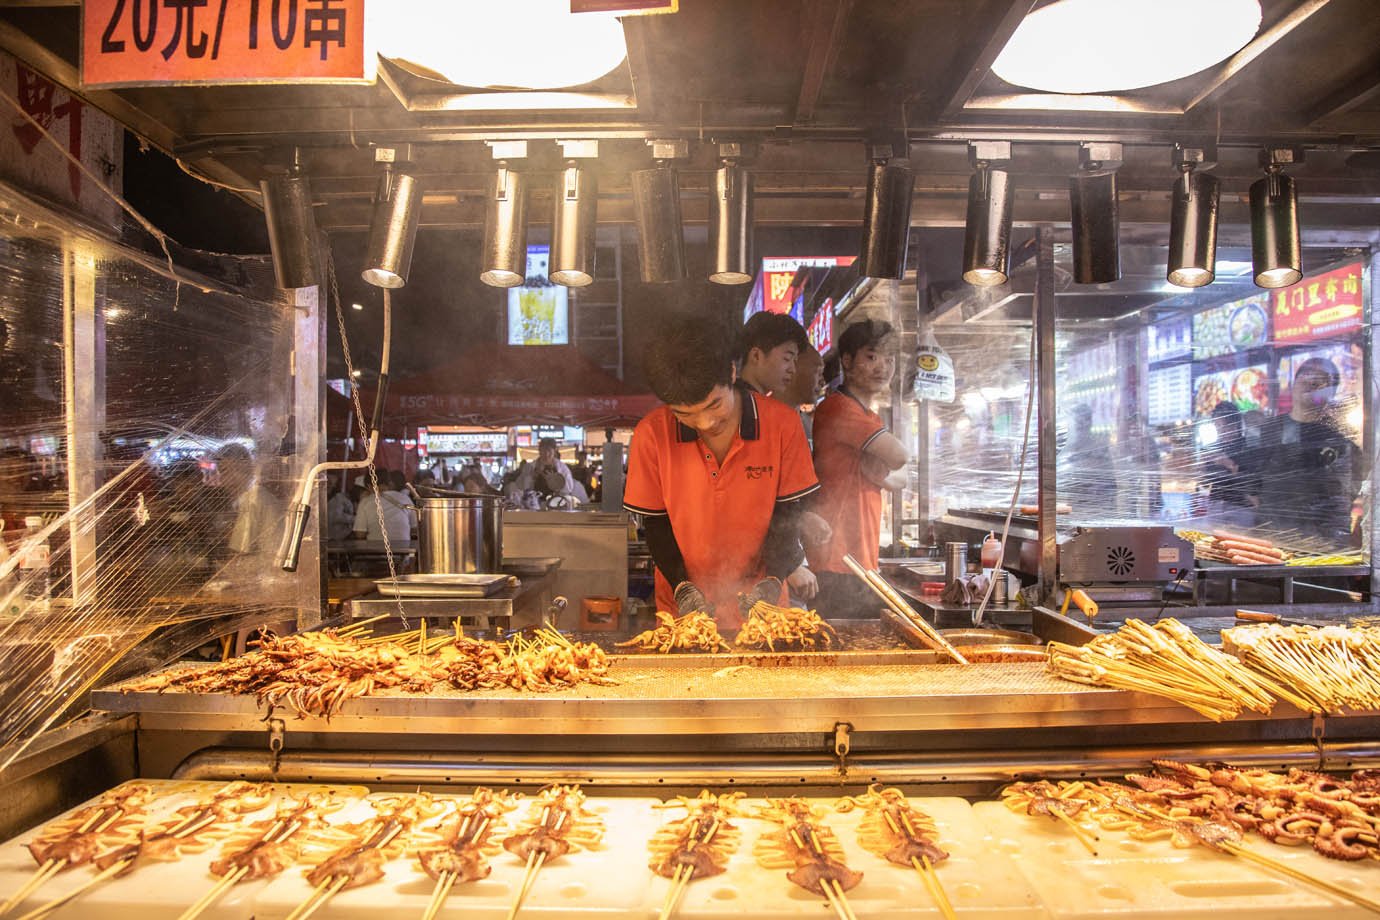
[1147,364,1192,425]
[1192,293,1270,359]
[1193,364,1270,418]
[1147,317,1192,363]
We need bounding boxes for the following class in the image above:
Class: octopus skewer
[501,785,604,920]
[755,799,862,920]
[2,784,154,917]
[839,785,955,920]
[648,791,744,920]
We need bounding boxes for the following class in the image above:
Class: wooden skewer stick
[283,875,336,920]
[1050,808,1099,855]
[14,858,129,920]
[830,879,861,920]
[915,855,957,920]
[1223,842,1380,914]
[174,864,250,920]
[0,859,63,917]
[657,864,691,920]
[294,874,350,920]
[505,849,546,920]
[819,879,852,920]
[420,870,456,920]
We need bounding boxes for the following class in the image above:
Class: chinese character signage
[82,0,369,87]
[806,298,833,354]
[756,255,856,315]
[506,246,570,346]
[1271,261,1364,345]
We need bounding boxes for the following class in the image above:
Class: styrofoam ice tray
[0,779,366,920]
[662,795,1047,920]
[250,793,664,919]
[973,798,1380,920]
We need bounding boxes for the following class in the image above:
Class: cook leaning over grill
[624,316,821,630]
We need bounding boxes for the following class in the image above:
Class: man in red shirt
[809,319,908,618]
[624,317,820,629]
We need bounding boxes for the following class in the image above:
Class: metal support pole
[292,283,326,630]
[62,241,104,607]
[1035,226,1058,600]
[1368,250,1378,609]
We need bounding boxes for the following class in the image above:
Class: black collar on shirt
[674,383,761,443]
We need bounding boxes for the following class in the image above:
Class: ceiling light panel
[992,0,1261,95]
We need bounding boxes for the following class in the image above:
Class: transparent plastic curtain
[0,189,314,768]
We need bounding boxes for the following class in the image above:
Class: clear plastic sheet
[0,185,314,768]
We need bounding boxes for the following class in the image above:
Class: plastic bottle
[980,532,1003,568]
[18,515,50,607]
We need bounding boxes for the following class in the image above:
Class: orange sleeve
[775,407,820,503]
[623,413,668,515]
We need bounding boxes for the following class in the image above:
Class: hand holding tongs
[842,554,969,665]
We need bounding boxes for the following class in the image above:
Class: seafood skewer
[755,799,861,920]
[501,785,604,920]
[17,782,273,920]
[1001,780,1101,854]
[410,788,519,920]
[648,791,744,920]
[285,794,444,920]
[2,784,154,917]
[838,785,955,920]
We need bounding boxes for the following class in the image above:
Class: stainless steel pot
[415,495,502,574]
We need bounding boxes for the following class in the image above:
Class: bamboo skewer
[505,849,545,920]
[657,864,691,920]
[1222,842,1380,914]
[912,856,957,920]
[285,874,349,920]
[174,865,248,920]
[0,861,62,917]
[13,859,127,920]
[420,870,457,920]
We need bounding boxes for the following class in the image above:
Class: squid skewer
[838,786,955,920]
[1001,780,1101,855]
[649,791,744,920]
[501,785,604,920]
[412,788,518,920]
[755,799,861,920]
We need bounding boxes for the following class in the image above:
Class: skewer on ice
[409,787,519,920]
[838,785,956,920]
[500,785,604,920]
[648,791,744,920]
[755,798,862,920]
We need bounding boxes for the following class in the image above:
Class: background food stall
[1,1,1380,917]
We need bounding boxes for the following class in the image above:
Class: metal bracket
[1311,713,1326,767]
[267,717,286,775]
[832,722,853,773]
[647,138,689,160]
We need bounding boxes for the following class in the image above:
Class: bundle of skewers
[734,601,838,651]
[1223,622,1380,714]
[837,785,956,920]
[616,611,731,653]
[410,788,519,920]
[1000,760,1380,914]
[647,791,743,920]
[124,619,615,719]
[1180,529,1292,566]
[754,798,861,920]
[1046,618,1283,721]
[501,784,604,920]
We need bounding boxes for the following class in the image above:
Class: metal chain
[328,253,407,627]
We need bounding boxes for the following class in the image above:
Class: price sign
[1271,261,1364,344]
[83,0,369,87]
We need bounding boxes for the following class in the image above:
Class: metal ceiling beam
[937,0,1037,121]
[620,16,661,122]
[1184,0,1335,112]
[1306,64,1380,125]
[793,0,852,124]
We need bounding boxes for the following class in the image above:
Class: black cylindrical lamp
[1250,167,1301,289]
[1167,168,1219,288]
[361,166,422,289]
[859,159,914,280]
[708,162,754,284]
[480,164,529,288]
[550,162,597,287]
[962,164,1013,286]
[261,167,319,289]
[631,164,686,283]
[1069,167,1120,284]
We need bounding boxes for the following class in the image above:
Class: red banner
[82,0,368,87]
[1271,261,1364,345]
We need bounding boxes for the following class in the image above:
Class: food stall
[2,1,1380,918]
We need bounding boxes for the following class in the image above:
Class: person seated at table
[352,469,413,542]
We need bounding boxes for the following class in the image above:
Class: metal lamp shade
[361,170,422,289]
[708,163,754,284]
[962,166,1013,286]
[1250,171,1301,289]
[550,163,597,287]
[1167,170,1219,288]
[1069,168,1120,284]
[631,165,686,283]
[481,166,529,288]
[859,160,915,280]
[261,171,319,289]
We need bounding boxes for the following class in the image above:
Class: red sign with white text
[1271,261,1364,345]
[82,0,368,87]
[760,256,856,314]
[806,298,834,354]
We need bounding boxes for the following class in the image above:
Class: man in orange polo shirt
[624,317,820,629]
[809,319,909,618]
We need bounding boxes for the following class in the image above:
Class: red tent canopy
[345,345,658,435]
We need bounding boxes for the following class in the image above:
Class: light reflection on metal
[631,164,686,283]
[859,159,914,280]
[550,161,597,287]
[481,164,530,288]
[261,166,319,289]
[708,161,754,285]
[361,166,422,289]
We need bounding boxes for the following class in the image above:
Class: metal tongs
[842,554,969,664]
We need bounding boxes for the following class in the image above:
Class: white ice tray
[973,798,1380,919]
